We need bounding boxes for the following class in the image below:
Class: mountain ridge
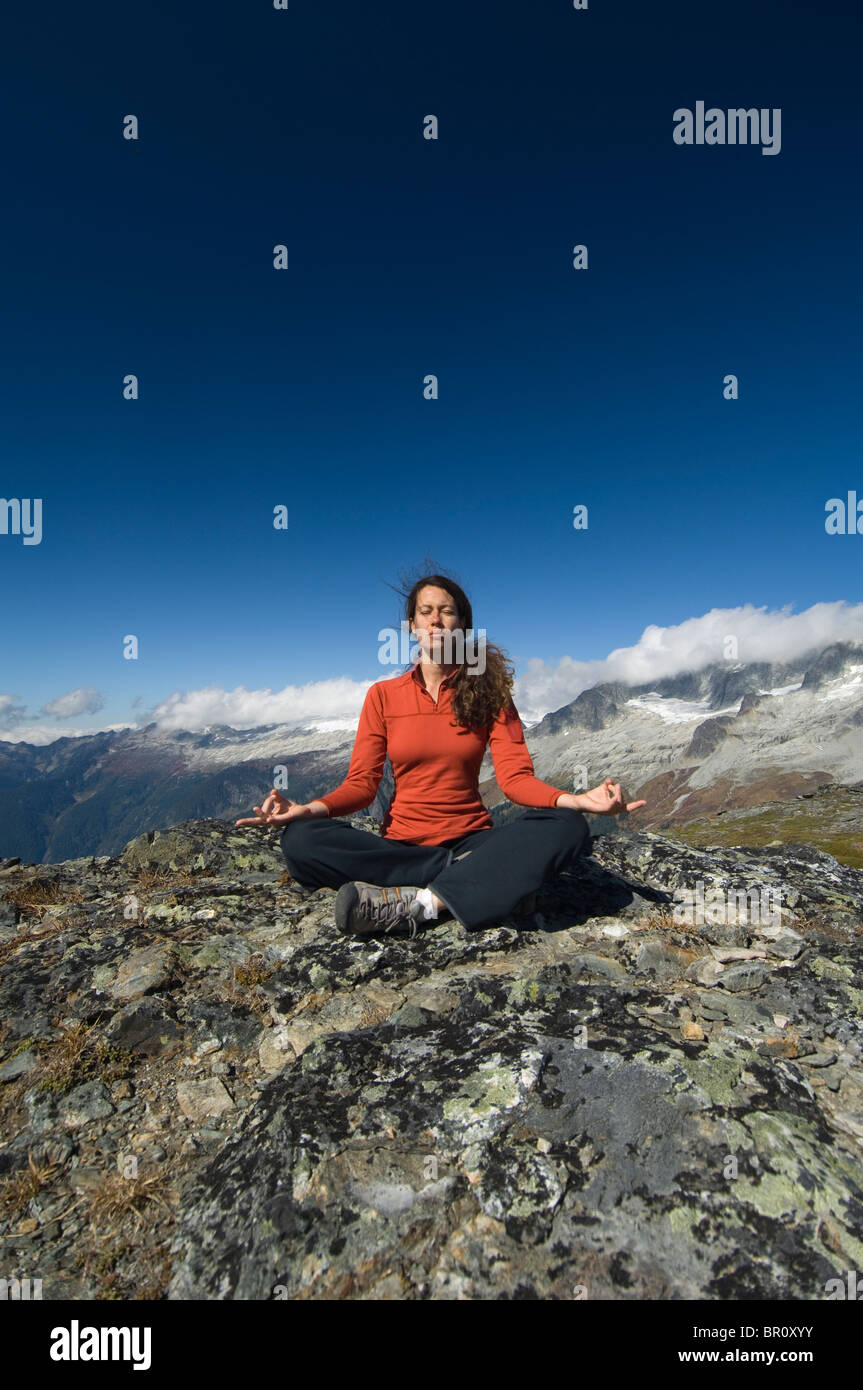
[1,642,862,863]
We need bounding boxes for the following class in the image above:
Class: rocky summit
[0,816,861,1300]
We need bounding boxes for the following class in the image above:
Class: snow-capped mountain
[1,642,861,863]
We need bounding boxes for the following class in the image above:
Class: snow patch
[820,665,863,701]
[624,695,739,725]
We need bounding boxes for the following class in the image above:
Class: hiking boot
[335,881,428,939]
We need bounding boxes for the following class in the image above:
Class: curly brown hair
[393,572,518,734]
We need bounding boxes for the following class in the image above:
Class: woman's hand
[577,779,646,816]
[235,790,315,826]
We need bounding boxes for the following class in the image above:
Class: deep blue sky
[2,0,862,739]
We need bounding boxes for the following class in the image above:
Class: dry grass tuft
[638,904,678,932]
[132,867,201,891]
[3,878,86,915]
[85,1170,175,1234]
[32,1020,132,1095]
[0,1152,62,1216]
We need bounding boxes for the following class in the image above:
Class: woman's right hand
[235,790,315,826]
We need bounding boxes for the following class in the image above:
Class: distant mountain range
[2,641,862,865]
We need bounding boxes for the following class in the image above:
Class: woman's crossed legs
[281,806,589,930]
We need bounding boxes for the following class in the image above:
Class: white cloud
[145,678,378,732]
[0,694,26,727]
[41,687,105,719]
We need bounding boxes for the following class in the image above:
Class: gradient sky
[2,0,862,742]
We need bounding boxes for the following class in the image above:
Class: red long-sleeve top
[318,660,568,845]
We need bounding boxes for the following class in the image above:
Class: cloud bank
[145,600,863,731]
[512,600,863,721]
[3,601,861,743]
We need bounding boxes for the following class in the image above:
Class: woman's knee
[554,807,590,855]
[280,817,320,846]
[280,818,315,870]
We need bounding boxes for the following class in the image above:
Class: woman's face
[412,586,462,662]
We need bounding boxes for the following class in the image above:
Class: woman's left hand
[579,778,646,815]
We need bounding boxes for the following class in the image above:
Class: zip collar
[409,659,459,695]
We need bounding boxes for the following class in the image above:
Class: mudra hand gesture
[235,790,313,826]
[580,779,646,816]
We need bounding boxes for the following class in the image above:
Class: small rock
[69,1167,107,1193]
[759,1034,799,1059]
[0,1048,38,1082]
[191,936,252,969]
[570,953,630,982]
[175,1078,235,1121]
[108,946,173,1000]
[682,1022,704,1041]
[103,998,182,1055]
[709,947,768,962]
[60,1080,115,1129]
[25,1090,59,1134]
[799,1050,839,1068]
[685,957,728,987]
[718,961,771,993]
[258,1027,296,1072]
[29,1134,74,1166]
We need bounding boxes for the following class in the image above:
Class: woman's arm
[486,702,570,807]
[316,684,387,818]
[237,687,386,827]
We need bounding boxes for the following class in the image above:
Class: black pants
[280,806,590,930]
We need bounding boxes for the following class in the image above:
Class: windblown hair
[402,573,516,734]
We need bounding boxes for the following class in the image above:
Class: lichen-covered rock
[0,817,860,1299]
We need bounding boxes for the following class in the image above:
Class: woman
[237,574,645,938]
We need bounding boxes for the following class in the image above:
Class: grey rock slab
[191,936,254,969]
[569,952,630,982]
[102,998,183,1056]
[107,945,174,1000]
[60,1080,115,1129]
[175,1078,236,1121]
[632,937,702,982]
[0,1048,38,1081]
[717,961,772,993]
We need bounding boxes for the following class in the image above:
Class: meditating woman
[237,574,645,938]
